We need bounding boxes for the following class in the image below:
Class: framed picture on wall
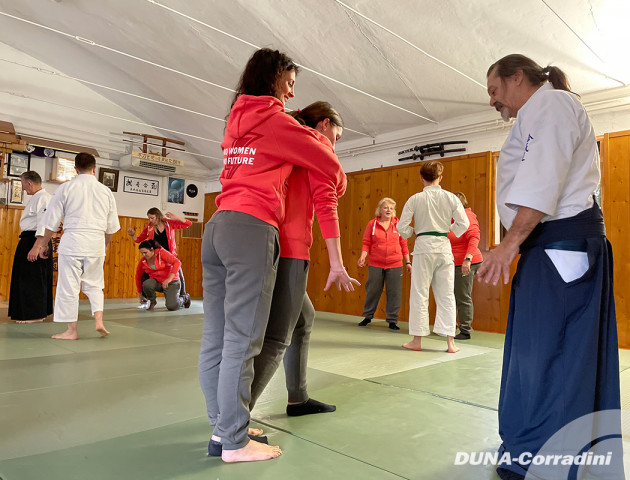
[8,152,30,177]
[10,178,24,204]
[98,167,119,192]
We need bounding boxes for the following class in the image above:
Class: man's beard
[500,107,511,122]
[495,102,511,122]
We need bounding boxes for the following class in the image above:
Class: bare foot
[15,319,45,324]
[96,326,110,337]
[248,428,263,436]
[447,336,460,353]
[402,341,422,351]
[402,336,422,351]
[222,439,281,463]
[52,330,79,340]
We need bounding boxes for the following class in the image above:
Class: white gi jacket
[20,189,52,236]
[43,174,120,257]
[496,82,599,231]
[398,185,469,254]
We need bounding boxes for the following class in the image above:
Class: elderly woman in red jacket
[358,197,411,330]
[447,192,483,340]
[135,239,189,311]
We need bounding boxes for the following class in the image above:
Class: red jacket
[447,208,483,266]
[216,95,343,235]
[280,128,347,260]
[361,217,409,269]
[135,218,192,256]
[135,248,181,293]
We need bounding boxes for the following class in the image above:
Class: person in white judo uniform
[28,152,120,340]
[398,161,469,353]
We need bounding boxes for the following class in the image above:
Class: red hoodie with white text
[280,128,347,260]
[216,95,343,238]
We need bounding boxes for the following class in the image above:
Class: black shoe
[182,293,191,309]
[358,318,371,326]
[388,323,400,330]
[455,332,471,340]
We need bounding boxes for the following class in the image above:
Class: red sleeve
[271,116,345,235]
[136,224,150,243]
[166,218,192,229]
[161,249,182,275]
[362,220,374,252]
[399,233,409,256]
[464,215,481,255]
[135,260,145,293]
[302,126,347,239]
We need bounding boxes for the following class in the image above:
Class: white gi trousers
[54,254,105,322]
[408,252,456,337]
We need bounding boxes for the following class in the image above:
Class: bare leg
[52,321,79,340]
[94,311,110,337]
[221,439,282,463]
[446,335,460,353]
[15,318,45,324]
[402,336,423,351]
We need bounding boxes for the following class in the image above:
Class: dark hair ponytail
[488,54,576,95]
[139,239,161,250]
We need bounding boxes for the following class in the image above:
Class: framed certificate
[8,152,30,177]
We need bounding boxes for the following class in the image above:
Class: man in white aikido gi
[398,161,469,354]
[29,152,120,340]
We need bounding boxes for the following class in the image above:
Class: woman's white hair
[375,197,396,216]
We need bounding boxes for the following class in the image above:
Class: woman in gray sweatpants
[198,50,355,463]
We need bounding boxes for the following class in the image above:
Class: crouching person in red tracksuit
[135,239,186,311]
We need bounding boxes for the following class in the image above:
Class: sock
[286,398,336,417]
[207,434,268,456]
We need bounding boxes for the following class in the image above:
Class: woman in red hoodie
[135,240,185,311]
[199,49,357,463]
[447,192,483,340]
[127,208,191,307]
[357,198,411,330]
[248,101,350,419]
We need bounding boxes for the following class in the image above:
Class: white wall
[337,106,630,174]
[20,155,206,221]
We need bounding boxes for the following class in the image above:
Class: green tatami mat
[368,350,503,409]
[251,378,500,479]
[0,321,188,360]
[0,418,407,480]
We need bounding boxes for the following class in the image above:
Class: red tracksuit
[279,127,347,260]
[361,217,410,269]
[135,218,192,256]
[216,95,343,232]
[447,208,483,266]
[135,248,181,293]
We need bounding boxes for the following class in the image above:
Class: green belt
[416,231,448,237]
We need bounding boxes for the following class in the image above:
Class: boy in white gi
[29,152,120,340]
[398,161,469,353]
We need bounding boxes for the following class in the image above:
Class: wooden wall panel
[602,131,630,348]
[0,206,23,302]
[306,151,509,334]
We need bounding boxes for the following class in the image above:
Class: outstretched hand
[476,242,518,286]
[324,268,361,292]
